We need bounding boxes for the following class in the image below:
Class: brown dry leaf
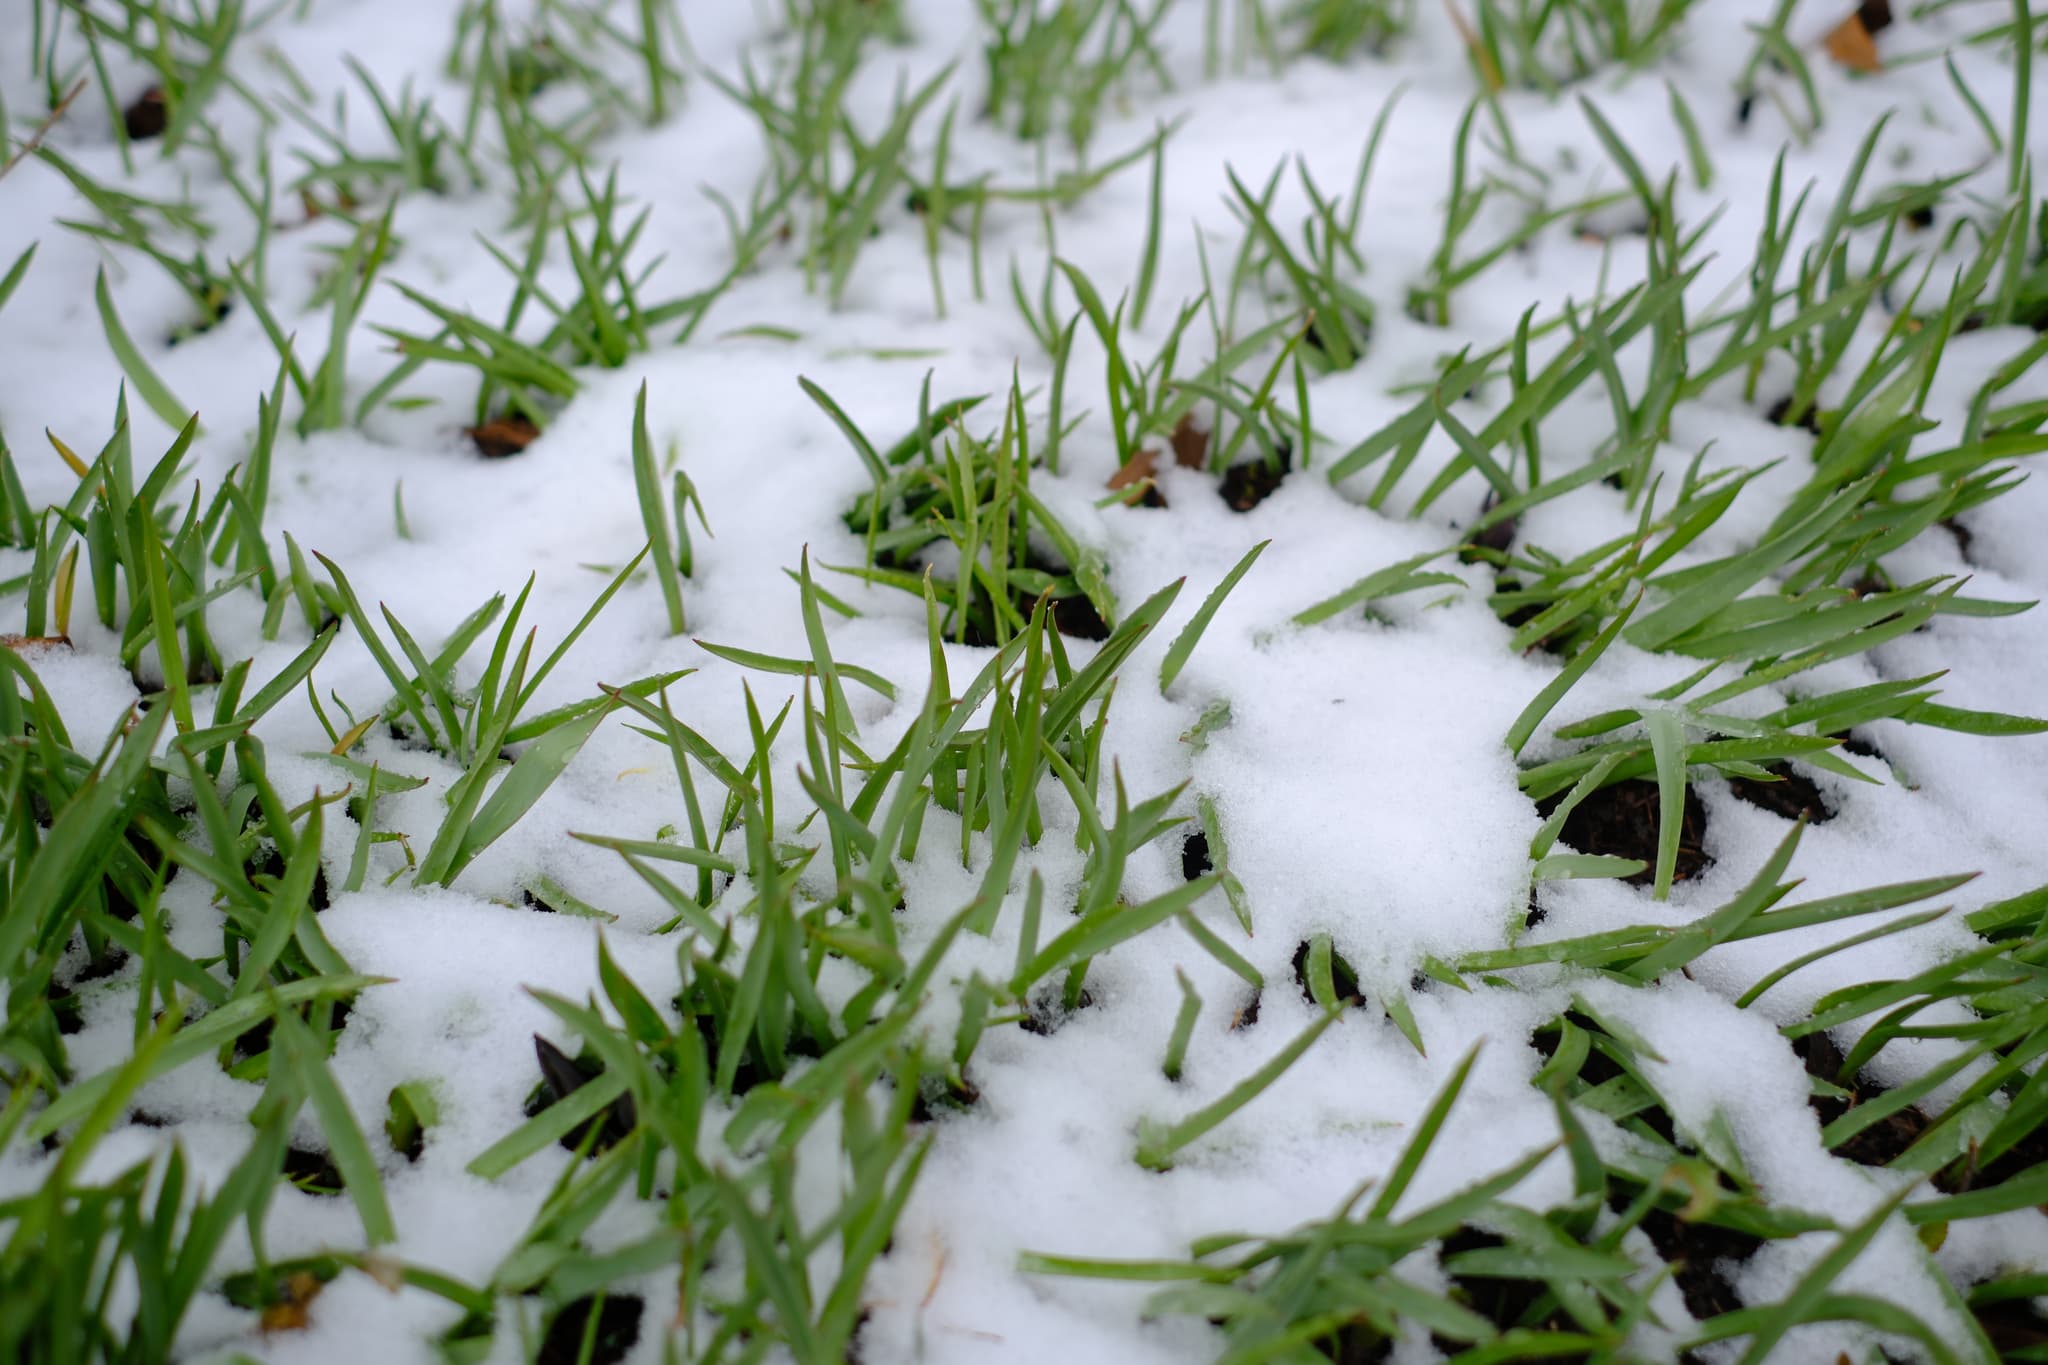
[463,415,541,458]
[259,1272,326,1333]
[1168,414,1208,469]
[1823,12,1882,73]
[1106,448,1161,504]
[1,635,71,651]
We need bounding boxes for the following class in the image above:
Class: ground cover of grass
[5,1,2048,1362]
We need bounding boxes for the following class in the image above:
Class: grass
[977,0,1175,153]
[5,1,2048,1362]
[378,165,729,430]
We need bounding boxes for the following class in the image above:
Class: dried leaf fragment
[1107,448,1163,506]
[259,1272,326,1333]
[1823,1,1890,73]
[464,414,541,458]
[1169,414,1209,469]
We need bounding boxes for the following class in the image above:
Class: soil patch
[539,1294,642,1365]
[282,1145,347,1197]
[123,88,168,141]
[1635,1201,1760,1322]
[1765,395,1822,435]
[1229,991,1261,1031]
[1796,1031,1929,1167]
[1434,1226,1576,1344]
[1219,442,1291,513]
[1547,780,1710,886]
[1020,988,1096,1037]
[1461,494,1516,561]
[1290,938,1364,1008]
[1976,1297,2048,1359]
[1726,764,1834,824]
[527,1034,638,1154]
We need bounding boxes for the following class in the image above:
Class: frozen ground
[4,1,2048,1362]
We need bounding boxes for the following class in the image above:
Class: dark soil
[49,988,84,1035]
[132,651,223,693]
[1765,395,1823,435]
[1019,988,1096,1037]
[1434,1227,1577,1345]
[1547,780,1711,886]
[282,1145,347,1197]
[527,1034,638,1154]
[66,945,130,987]
[910,1070,982,1123]
[1532,1012,1678,1145]
[538,1294,642,1365]
[675,984,821,1096]
[1047,593,1109,641]
[246,844,333,911]
[1290,939,1364,1008]
[1725,764,1834,824]
[1219,441,1291,513]
[1182,830,1212,880]
[1949,1135,2048,1199]
[1805,1023,2048,1200]
[1302,304,1374,369]
[958,586,1108,647]
[1796,1031,1929,1167]
[1938,1094,2048,1194]
[164,297,234,345]
[954,549,1110,645]
[1312,1323,1394,1365]
[465,414,542,458]
[123,88,168,141]
[1460,494,1516,561]
[1229,991,1261,1031]
[1943,517,1977,564]
[232,996,353,1068]
[1492,579,1574,657]
[390,1112,426,1163]
[1976,1297,2048,1358]
[1633,1202,1760,1322]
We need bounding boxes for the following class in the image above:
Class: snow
[4,0,2048,1361]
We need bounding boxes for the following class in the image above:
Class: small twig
[0,79,88,183]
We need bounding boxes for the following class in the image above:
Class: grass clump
[807,372,1117,644]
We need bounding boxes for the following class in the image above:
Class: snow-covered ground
[4,1,2048,1362]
